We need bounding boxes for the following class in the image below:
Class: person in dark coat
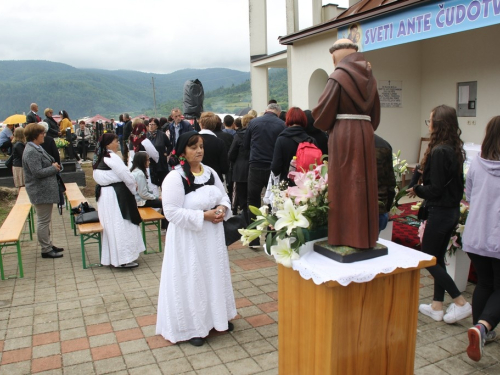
[26,103,41,124]
[198,112,229,182]
[122,113,133,164]
[374,134,396,232]
[147,118,172,187]
[214,116,235,209]
[169,108,194,149]
[228,114,253,218]
[243,103,286,247]
[43,108,60,138]
[22,123,63,259]
[312,39,380,250]
[271,107,315,182]
[304,110,328,155]
[39,122,61,165]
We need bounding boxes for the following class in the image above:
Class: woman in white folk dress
[156,131,236,346]
[93,133,145,268]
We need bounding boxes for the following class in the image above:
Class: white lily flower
[456,224,465,234]
[274,198,309,235]
[270,237,299,268]
[238,229,261,246]
[255,205,270,230]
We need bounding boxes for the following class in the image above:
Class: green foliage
[0,61,250,120]
[0,61,290,120]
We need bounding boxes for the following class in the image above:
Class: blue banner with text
[338,0,500,51]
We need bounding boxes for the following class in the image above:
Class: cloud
[0,0,348,73]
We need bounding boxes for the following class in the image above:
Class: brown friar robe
[312,52,380,249]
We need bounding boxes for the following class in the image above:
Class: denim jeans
[467,252,500,329]
[422,206,461,301]
[247,167,271,245]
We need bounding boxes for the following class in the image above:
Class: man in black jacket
[243,103,286,247]
[168,108,194,149]
[26,103,41,124]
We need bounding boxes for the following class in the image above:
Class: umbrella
[3,114,26,125]
[236,107,251,116]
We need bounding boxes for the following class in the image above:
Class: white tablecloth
[292,238,433,286]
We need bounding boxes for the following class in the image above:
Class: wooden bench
[78,222,103,269]
[0,204,32,279]
[138,207,165,254]
[64,183,88,236]
[16,187,35,236]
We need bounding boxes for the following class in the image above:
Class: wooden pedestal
[278,258,435,375]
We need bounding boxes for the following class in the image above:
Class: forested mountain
[0,61,289,120]
[0,60,250,119]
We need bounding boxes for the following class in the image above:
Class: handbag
[4,154,13,169]
[223,213,248,246]
[75,211,100,224]
[71,201,95,215]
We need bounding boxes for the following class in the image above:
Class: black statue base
[313,241,388,263]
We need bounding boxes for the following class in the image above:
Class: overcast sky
[0,0,348,74]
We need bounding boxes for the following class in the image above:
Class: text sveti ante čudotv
[364,1,500,46]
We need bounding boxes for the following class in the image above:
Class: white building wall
[365,42,423,164]
[287,23,500,163]
[289,33,424,163]
[421,24,500,146]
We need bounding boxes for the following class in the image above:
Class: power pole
[152,77,158,117]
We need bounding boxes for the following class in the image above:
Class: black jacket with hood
[271,126,314,181]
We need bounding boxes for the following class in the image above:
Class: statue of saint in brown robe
[312,49,380,249]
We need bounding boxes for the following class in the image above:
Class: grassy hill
[0,60,288,120]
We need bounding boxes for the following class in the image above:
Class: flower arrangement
[239,164,329,268]
[54,138,70,149]
[389,150,409,216]
[417,202,469,256]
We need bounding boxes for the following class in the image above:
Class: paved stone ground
[0,203,498,374]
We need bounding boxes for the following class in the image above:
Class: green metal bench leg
[98,233,102,260]
[16,241,23,278]
[81,233,87,269]
[80,232,103,270]
[142,222,147,253]
[29,207,35,234]
[157,220,162,253]
[0,242,24,279]
[0,245,4,280]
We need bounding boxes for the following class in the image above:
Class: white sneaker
[443,302,472,324]
[419,304,444,321]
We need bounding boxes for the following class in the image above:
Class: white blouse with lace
[156,164,236,343]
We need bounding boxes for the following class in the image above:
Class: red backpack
[292,136,323,172]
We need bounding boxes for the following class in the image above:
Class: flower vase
[303,226,328,242]
[59,148,65,160]
[446,249,471,293]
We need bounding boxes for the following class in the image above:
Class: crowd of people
[3,98,498,356]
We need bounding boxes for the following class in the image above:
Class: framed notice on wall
[377,80,402,108]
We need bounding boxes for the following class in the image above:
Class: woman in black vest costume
[93,133,145,268]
